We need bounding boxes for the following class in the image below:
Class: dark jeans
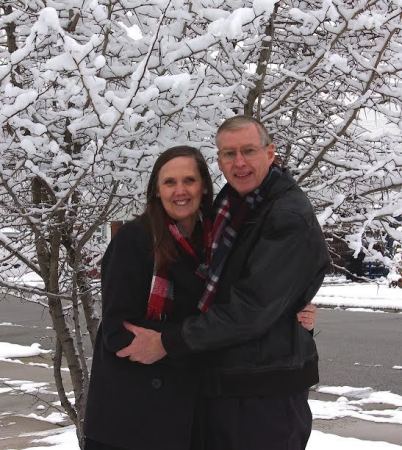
[84,438,125,450]
[85,432,204,450]
[203,390,312,450]
[85,391,311,450]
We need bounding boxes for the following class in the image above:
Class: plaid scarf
[146,217,212,320]
[198,166,281,312]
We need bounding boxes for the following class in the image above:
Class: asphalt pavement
[315,308,402,395]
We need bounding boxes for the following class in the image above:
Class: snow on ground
[0,356,71,371]
[314,278,402,311]
[8,271,45,288]
[0,378,49,395]
[0,342,73,372]
[22,411,67,424]
[0,342,51,359]
[18,425,402,450]
[5,380,48,394]
[311,386,402,424]
[21,426,77,450]
[316,386,402,407]
[308,431,402,449]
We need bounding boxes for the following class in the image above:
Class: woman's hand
[115,321,167,364]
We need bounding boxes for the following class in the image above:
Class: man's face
[217,124,275,196]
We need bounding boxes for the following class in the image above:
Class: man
[118,116,330,449]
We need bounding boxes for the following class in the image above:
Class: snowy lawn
[314,278,402,311]
[0,342,51,359]
[18,426,402,450]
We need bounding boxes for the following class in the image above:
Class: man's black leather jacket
[162,168,330,397]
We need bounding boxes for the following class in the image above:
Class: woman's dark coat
[84,218,204,450]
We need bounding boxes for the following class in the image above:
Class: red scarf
[146,218,212,320]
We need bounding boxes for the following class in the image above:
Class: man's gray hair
[215,116,272,147]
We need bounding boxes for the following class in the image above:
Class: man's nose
[233,151,246,166]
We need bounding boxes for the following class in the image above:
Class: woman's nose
[174,182,186,194]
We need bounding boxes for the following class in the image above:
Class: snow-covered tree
[0,0,225,443]
[1,0,401,445]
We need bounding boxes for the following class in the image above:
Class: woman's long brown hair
[144,146,213,269]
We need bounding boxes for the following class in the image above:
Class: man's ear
[267,143,276,164]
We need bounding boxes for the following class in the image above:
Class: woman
[84,146,213,450]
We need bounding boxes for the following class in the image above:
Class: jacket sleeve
[161,208,329,357]
[101,222,155,353]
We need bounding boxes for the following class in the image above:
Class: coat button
[151,378,162,389]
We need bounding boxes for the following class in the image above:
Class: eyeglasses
[218,147,264,163]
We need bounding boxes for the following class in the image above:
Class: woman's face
[157,156,204,233]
